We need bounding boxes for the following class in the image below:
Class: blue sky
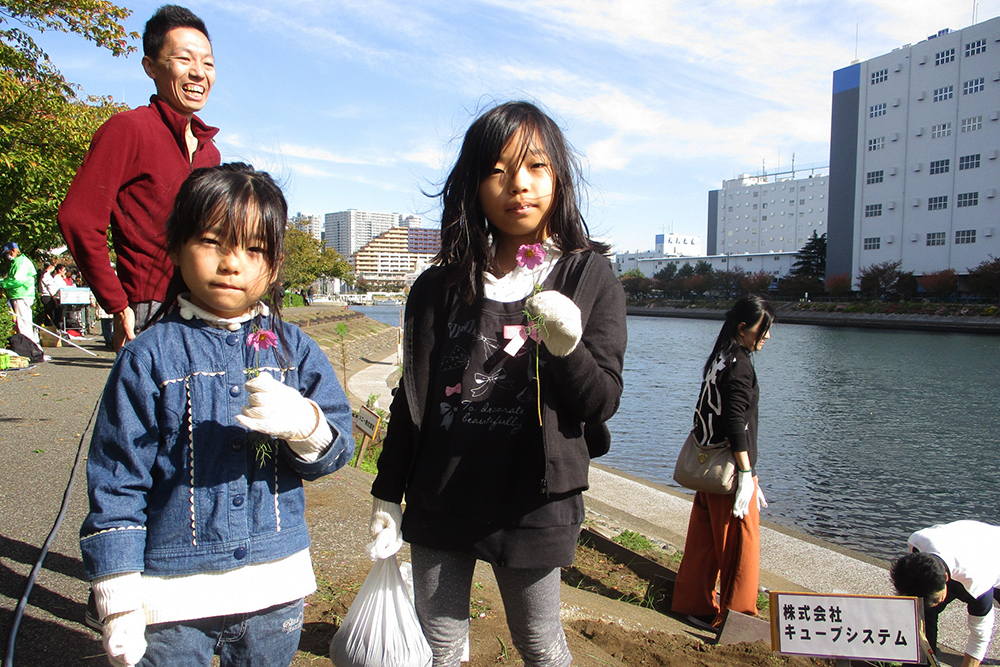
[34,0,1000,254]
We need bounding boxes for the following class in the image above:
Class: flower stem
[535,351,542,426]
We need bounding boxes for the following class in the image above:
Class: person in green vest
[1,242,39,344]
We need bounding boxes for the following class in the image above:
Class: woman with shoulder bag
[671,295,775,630]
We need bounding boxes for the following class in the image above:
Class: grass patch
[348,432,382,474]
[613,529,656,552]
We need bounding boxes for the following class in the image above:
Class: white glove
[368,498,403,560]
[236,373,332,460]
[756,484,768,511]
[525,290,582,357]
[103,608,146,667]
[732,470,754,519]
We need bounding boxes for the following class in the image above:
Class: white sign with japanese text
[354,405,382,439]
[770,592,922,663]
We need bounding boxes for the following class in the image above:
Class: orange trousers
[670,478,760,621]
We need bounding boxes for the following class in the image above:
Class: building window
[870,102,887,117]
[933,86,953,102]
[866,170,884,184]
[935,47,955,65]
[929,159,950,175]
[957,192,979,207]
[955,229,977,244]
[963,77,985,95]
[928,196,949,210]
[864,237,881,250]
[959,154,981,170]
[931,123,952,138]
[799,199,805,205]
[728,206,733,211]
[871,68,888,85]
[965,39,986,57]
[926,232,946,246]
[961,116,983,132]
[864,204,883,217]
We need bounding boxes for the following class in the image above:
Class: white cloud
[289,163,335,178]
[402,147,448,169]
[218,133,245,148]
[279,144,394,167]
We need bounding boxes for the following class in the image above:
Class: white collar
[177,295,269,331]
[484,238,562,303]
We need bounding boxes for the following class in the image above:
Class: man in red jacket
[58,5,220,350]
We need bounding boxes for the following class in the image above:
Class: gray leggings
[410,544,571,667]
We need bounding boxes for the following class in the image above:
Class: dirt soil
[293,542,830,667]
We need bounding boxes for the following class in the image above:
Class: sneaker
[686,614,719,632]
[84,591,102,631]
[42,355,52,362]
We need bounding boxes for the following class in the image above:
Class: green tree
[0,1,137,253]
[619,268,651,297]
[790,232,827,280]
[652,263,676,288]
[693,260,713,276]
[676,262,695,279]
[282,228,352,291]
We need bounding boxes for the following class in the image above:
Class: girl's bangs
[200,186,282,266]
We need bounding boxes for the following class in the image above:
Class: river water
[605,315,1000,561]
[355,305,1000,562]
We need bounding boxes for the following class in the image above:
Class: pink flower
[247,329,278,351]
[516,243,546,270]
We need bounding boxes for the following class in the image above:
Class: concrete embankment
[628,304,1000,334]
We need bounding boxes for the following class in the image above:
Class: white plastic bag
[330,554,432,667]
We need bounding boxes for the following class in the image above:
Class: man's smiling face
[142,26,215,117]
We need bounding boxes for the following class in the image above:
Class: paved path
[346,351,398,411]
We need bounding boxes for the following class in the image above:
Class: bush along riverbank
[626,299,1000,334]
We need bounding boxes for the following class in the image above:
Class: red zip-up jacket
[58,96,220,314]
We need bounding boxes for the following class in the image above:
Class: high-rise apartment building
[828,17,1000,284]
[324,210,402,258]
[289,212,323,241]
[354,226,441,280]
[708,170,829,256]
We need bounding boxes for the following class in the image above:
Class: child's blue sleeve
[281,333,355,480]
[80,350,157,580]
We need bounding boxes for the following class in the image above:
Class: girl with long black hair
[368,101,627,667]
[671,295,775,629]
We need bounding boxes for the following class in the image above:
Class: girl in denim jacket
[81,163,354,667]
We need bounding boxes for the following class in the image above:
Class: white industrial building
[827,16,1000,284]
[707,170,829,256]
[615,233,701,273]
[615,251,796,279]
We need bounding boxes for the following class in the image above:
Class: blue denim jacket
[80,312,354,580]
